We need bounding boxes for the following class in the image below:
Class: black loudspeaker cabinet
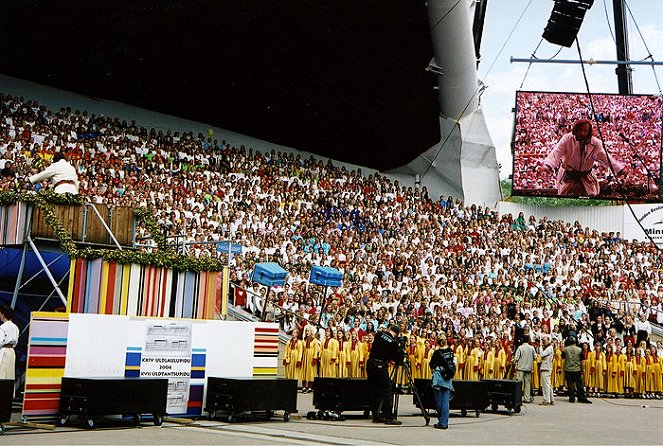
[312,377,371,415]
[413,379,488,417]
[59,377,168,429]
[0,379,13,434]
[481,378,523,413]
[205,377,297,422]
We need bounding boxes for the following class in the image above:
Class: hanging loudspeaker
[542,0,595,47]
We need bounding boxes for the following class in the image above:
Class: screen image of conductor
[511,91,662,201]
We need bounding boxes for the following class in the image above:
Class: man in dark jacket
[429,337,454,430]
[562,336,592,404]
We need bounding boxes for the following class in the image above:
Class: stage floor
[4,391,661,445]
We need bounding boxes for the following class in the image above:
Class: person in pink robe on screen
[541,119,628,196]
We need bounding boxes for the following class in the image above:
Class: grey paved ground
[3,393,663,445]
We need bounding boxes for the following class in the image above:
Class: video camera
[395,336,408,364]
[396,335,408,350]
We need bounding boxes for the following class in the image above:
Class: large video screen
[512,91,662,201]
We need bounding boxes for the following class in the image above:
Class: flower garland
[0,192,225,272]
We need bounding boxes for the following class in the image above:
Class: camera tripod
[390,357,431,425]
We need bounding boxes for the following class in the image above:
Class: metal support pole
[27,237,67,305]
[510,57,663,66]
[261,286,272,322]
[10,243,28,310]
[613,0,633,94]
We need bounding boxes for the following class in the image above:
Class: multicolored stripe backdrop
[66,259,229,319]
[0,203,31,246]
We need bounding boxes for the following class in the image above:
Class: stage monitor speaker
[312,377,371,413]
[205,377,297,417]
[0,379,13,423]
[413,379,488,415]
[482,378,523,413]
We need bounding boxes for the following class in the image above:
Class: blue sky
[477,0,663,178]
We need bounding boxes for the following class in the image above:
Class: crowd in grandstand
[512,93,662,199]
[2,92,663,400]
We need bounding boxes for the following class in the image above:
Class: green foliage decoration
[0,192,225,272]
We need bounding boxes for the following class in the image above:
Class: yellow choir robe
[361,340,373,378]
[346,339,365,378]
[644,356,656,393]
[464,348,482,381]
[283,336,303,382]
[337,341,348,378]
[301,337,321,383]
[422,345,435,380]
[532,353,541,390]
[583,351,596,388]
[623,356,636,390]
[454,345,466,380]
[319,338,340,378]
[552,347,565,389]
[634,356,646,394]
[592,350,607,391]
[605,353,620,394]
[496,348,508,380]
[482,348,496,379]
[408,339,425,380]
[650,356,662,393]
[616,353,627,394]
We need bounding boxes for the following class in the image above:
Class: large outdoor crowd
[512,92,662,199]
[2,92,663,400]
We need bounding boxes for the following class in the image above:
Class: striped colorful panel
[99,260,110,314]
[252,367,278,375]
[1,203,29,245]
[0,206,5,244]
[253,325,279,374]
[22,313,69,417]
[120,263,131,315]
[182,272,196,319]
[66,258,76,313]
[67,258,224,320]
[207,272,219,320]
[127,263,141,317]
[85,258,103,313]
[186,384,204,416]
[125,347,142,378]
[220,268,229,317]
[196,272,208,320]
[191,351,206,379]
[72,257,88,313]
[173,272,185,318]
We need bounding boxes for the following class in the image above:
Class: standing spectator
[539,336,555,405]
[634,313,652,347]
[563,336,592,404]
[514,337,536,403]
[429,337,454,430]
[0,306,19,385]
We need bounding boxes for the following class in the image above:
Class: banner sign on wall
[141,320,193,413]
[623,204,663,247]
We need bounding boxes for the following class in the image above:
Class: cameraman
[367,324,403,425]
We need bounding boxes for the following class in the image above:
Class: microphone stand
[619,133,657,196]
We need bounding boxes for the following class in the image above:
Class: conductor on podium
[367,324,403,425]
[29,151,79,194]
